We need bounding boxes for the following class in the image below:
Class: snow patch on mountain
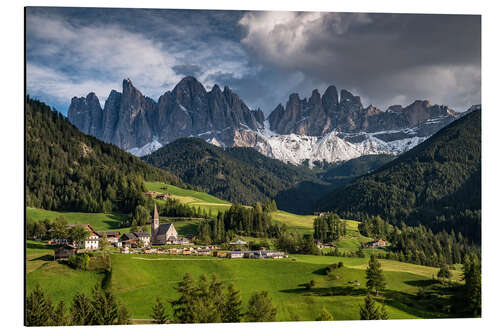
[127,139,163,157]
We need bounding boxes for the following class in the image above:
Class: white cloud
[26,12,252,108]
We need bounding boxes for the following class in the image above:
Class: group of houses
[53,204,286,261]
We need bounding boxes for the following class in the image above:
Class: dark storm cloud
[239,12,481,111]
[172,64,203,77]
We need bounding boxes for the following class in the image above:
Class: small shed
[54,244,77,261]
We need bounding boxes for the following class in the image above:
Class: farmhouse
[79,224,100,250]
[96,231,121,245]
[229,239,247,245]
[151,204,179,245]
[54,244,77,260]
[227,251,244,259]
[122,232,151,247]
[363,238,387,248]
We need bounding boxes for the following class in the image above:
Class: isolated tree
[316,307,334,321]
[70,292,94,325]
[366,255,386,295]
[246,291,277,322]
[69,225,90,249]
[152,297,168,324]
[223,283,242,323]
[25,284,54,326]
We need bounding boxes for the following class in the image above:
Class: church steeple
[152,203,160,239]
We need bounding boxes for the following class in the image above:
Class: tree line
[313,213,347,242]
[26,284,130,326]
[197,203,284,243]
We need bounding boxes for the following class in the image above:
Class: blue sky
[26,7,481,115]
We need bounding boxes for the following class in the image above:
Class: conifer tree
[90,284,119,325]
[170,273,196,323]
[315,307,334,321]
[152,297,168,324]
[462,254,481,317]
[25,284,54,326]
[222,283,242,323]
[70,292,94,325]
[359,293,380,320]
[245,291,277,322]
[366,255,386,295]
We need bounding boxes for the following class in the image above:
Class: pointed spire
[153,203,159,222]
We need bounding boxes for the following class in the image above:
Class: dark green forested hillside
[142,138,332,213]
[318,110,481,243]
[320,154,395,186]
[26,97,183,213]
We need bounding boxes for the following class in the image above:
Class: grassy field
[26,241,105,305]
[108,253,456,321]
[26,240,462,322]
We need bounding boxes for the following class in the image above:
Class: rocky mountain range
[68,76,470,167]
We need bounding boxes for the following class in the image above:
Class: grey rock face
[67,92,103,137]
[67,76,265,150]
[268,86,458,136]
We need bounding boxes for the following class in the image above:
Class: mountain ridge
[68,76,467,167]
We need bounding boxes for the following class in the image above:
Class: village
[53,204,286,261]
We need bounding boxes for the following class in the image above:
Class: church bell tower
[152,203,160,241]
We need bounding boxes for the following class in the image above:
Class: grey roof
[157,224,174,234]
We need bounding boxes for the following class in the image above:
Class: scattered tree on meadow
[359,293,388,320]
[315,307,334,321]
[245,291,277,322]
[152,297,168,324]
[366,255,386,295]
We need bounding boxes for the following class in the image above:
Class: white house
[79,224,99,250]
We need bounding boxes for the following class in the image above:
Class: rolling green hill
[26,97,183,214]
[27,242,465,322]
[318,110,481,243]
[142,138,333,213]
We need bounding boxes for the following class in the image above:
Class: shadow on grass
[26,242,54,250]
[280,285,366,297]
[404,279,439,287]
[29,254,54,262]
[100,214,128,230]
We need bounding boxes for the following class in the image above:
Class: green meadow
[27,245,461,321]
[26,181,463,322]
